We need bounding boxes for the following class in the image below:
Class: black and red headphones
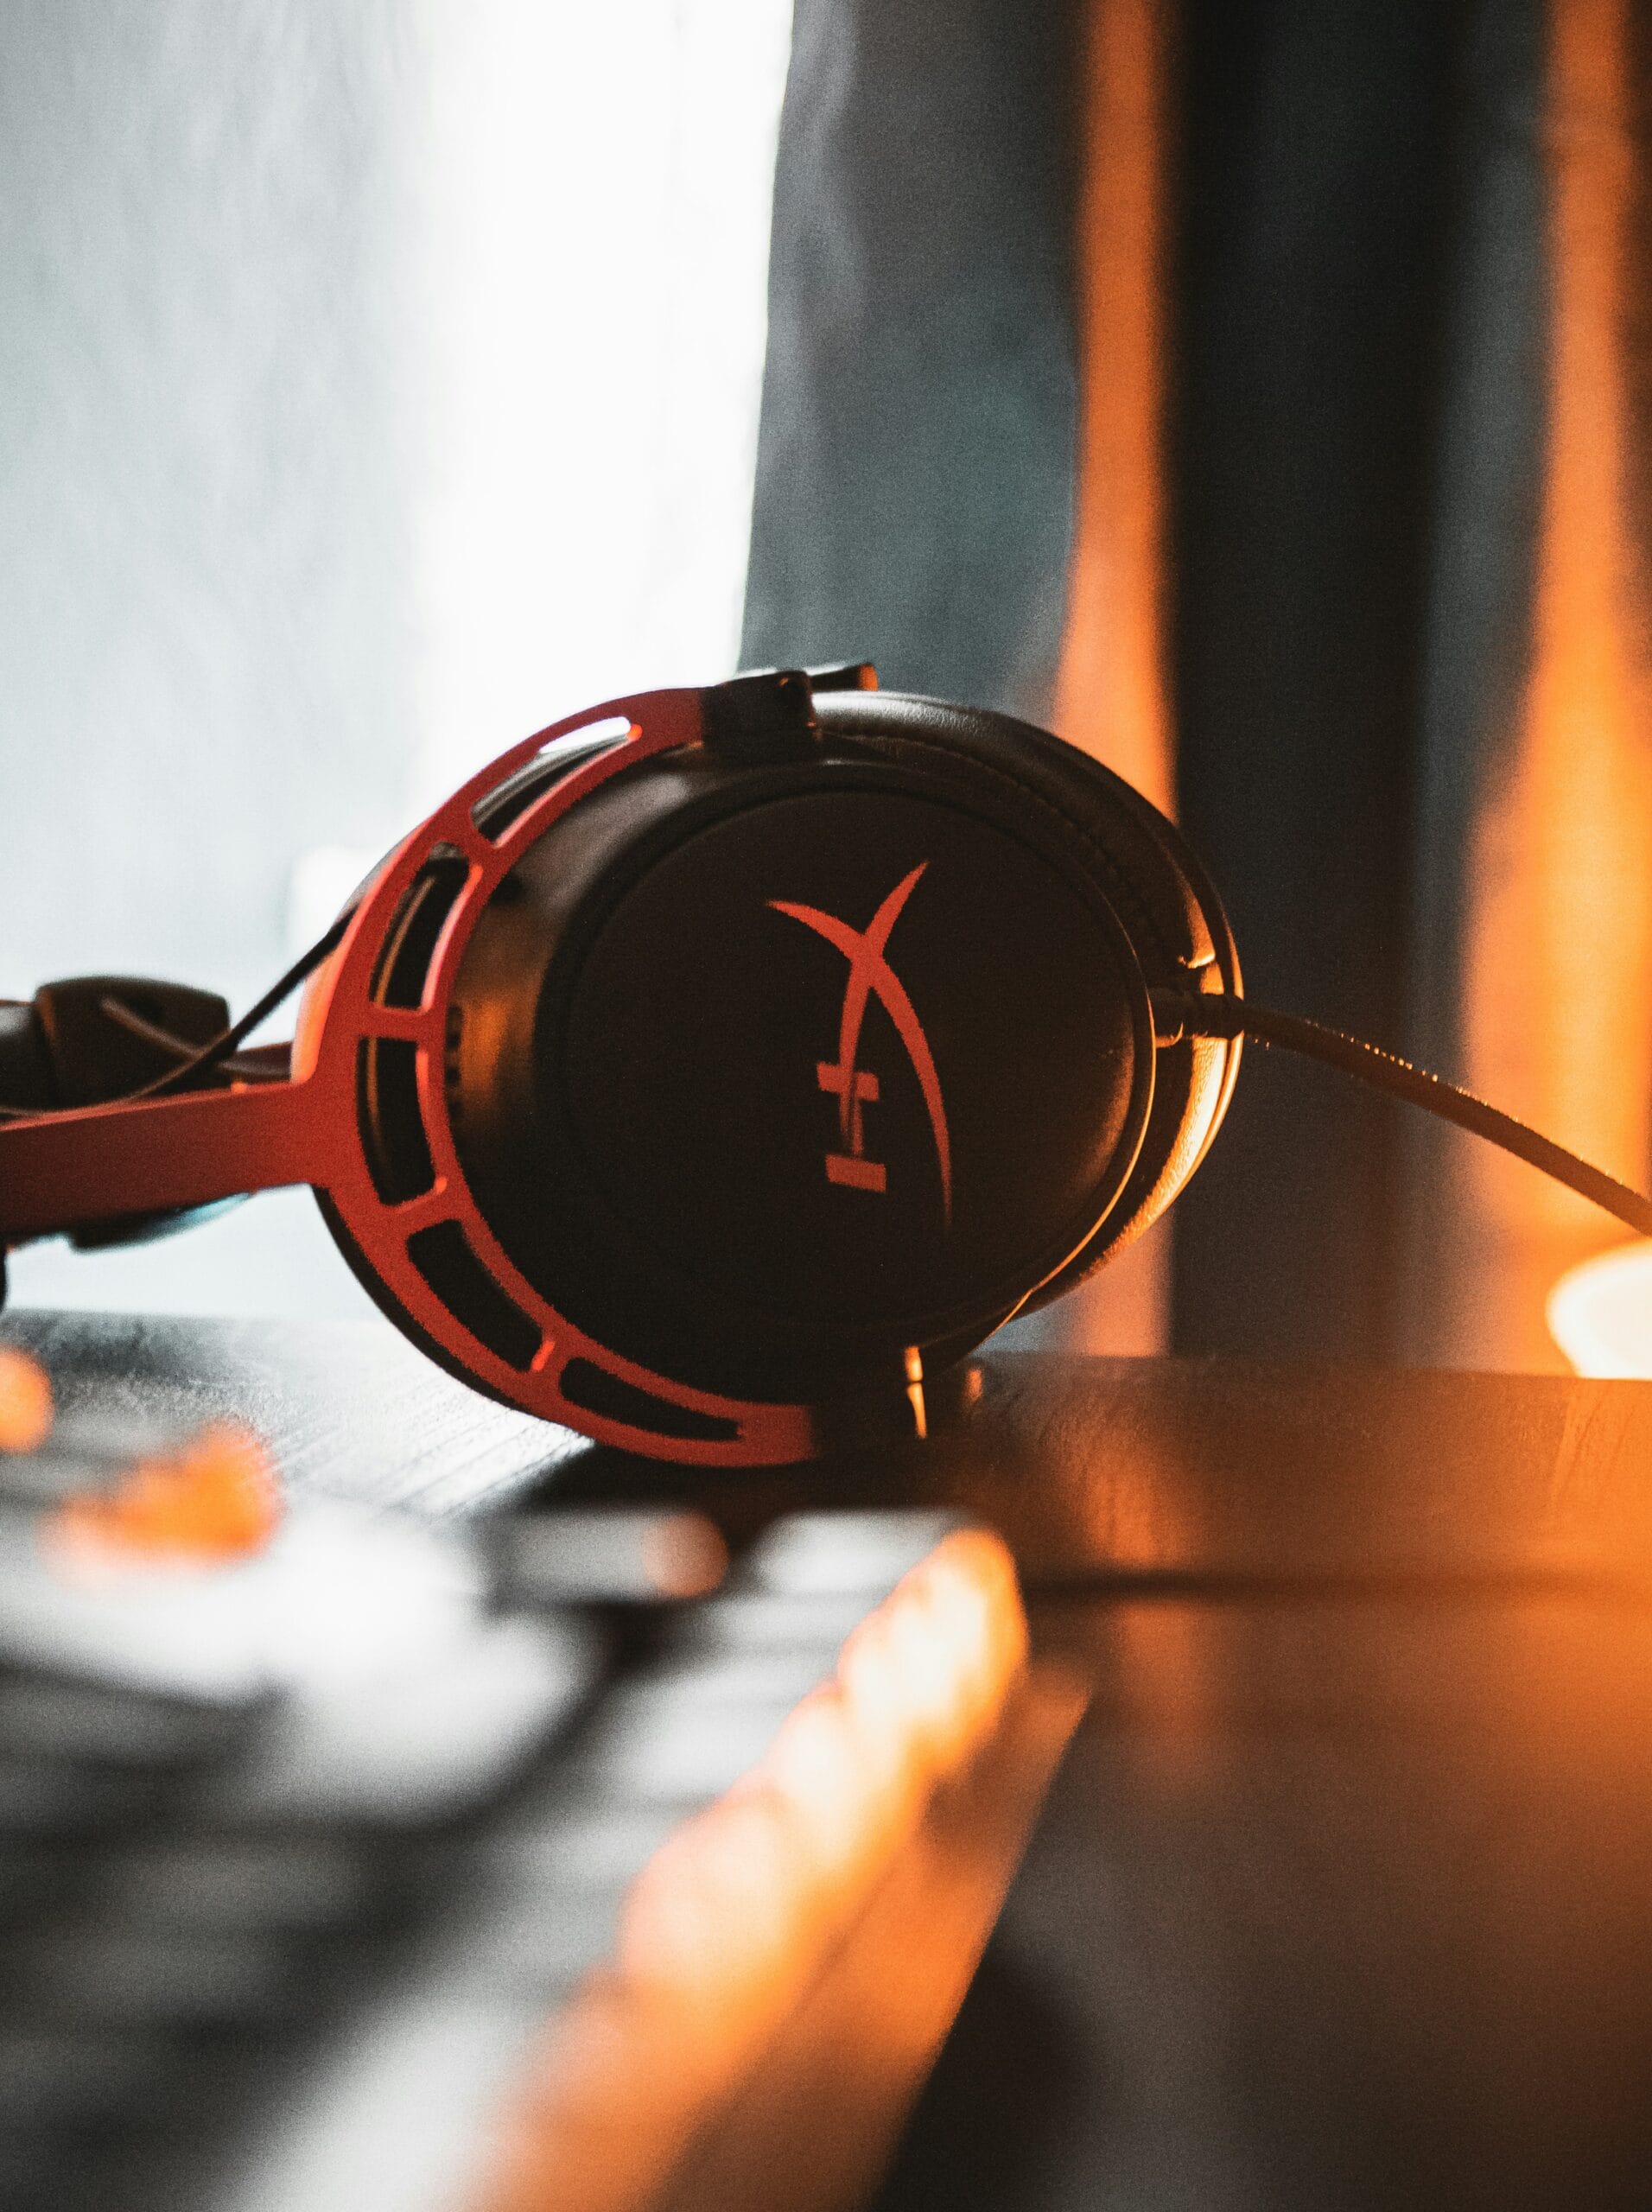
[2,665,1647,1465]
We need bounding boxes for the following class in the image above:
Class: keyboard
[0,1309,1069,2212]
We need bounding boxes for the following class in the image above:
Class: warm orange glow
[0,1346,53,1454]
[1548,1239,1652,1375]
[45,1420,283,1571]
[1041,0,1174,1363]
[474,1528,1030,2212]
[838,1534,1026,1788]
[757,1684,889,1881]
[1052,0,1173,817]
[1447,0,1652,1369]
[639,1511,728,1599]
[619,1784,810,2000]
[619,1531,1028,2004]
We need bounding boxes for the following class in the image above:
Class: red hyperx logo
[768,864,952,1223]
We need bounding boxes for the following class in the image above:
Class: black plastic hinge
[702,661,879,766]
[702,668,820,764]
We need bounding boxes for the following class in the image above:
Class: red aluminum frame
[0,688,816,1465]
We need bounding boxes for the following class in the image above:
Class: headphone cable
[1154,988,1652,1242]
[130,913,351,1101]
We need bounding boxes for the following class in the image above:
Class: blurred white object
[1547,1241,1652,1376]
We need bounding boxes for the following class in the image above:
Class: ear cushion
[811,690,1242,1310]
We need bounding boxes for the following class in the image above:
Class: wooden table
[874,1357,1652,2212]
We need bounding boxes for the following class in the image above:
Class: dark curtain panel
[1166,0,1490,1360]
[741,0,1086,714]
[1395,0,1549,1363]
[745,0,1652,1370]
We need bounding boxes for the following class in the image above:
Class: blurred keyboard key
[12,1924,319,2028]
[206,1612,595,1827]
[468,1804,683,1897]
[742,1510,966,1595]
[0,1350,53,1456]
[0,1759,160,1838]
[0,1325,985,2211]
[554,1685,806,1805]
[95,1837,386,1935]
[0,1675,251,1769]
[492,1510,728,1606]
[664,1589,895,1657]
[208,1982,549,2212]
[0,2024,180,2130]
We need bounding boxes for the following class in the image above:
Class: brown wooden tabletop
[873,1356,1652,2212]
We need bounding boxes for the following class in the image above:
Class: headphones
[0,667,1242,1463]
[9,663,1645,1465]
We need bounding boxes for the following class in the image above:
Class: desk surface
[6,1310,1652,2209]
[12,1307,1652,1575]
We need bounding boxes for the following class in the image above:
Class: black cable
[97,1000,291,1084]
[130,912,349,1099]
[1155,988,1652,1242]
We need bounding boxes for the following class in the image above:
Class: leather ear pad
[810,691,1242,1310]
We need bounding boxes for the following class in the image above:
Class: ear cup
[0,679,1237,1463]
[809,691,1242,1312]
[437,705,1167,1403]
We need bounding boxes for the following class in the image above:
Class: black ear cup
[435,687,1195,1408]
[808,692,1242,1313]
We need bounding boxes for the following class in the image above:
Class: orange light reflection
[476,1528,1030,2212]
[45,1421,283,1575]
[0,1346,53,1454]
